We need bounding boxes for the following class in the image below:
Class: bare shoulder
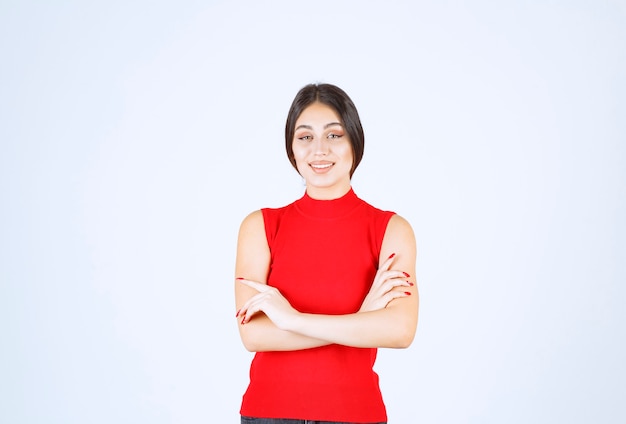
[237,209,268,252]
[386,214,416,248]
[380,214,417,265]
[239,209,265,234]
[387,214,414,232]
[236,209,270,283]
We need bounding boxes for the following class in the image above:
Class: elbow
[243,344,259,353]
[389,327,416,349]
[239,326,262,352]
[237,315,277,352]
[386,314,417,349]
[241,338,257,352]
[382,295,419,349]
[241,333,264,352]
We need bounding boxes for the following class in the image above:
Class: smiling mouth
[309,162,334,173]
[310,163,333,169]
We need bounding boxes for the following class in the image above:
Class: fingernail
[403,272,411,278]
[407,281,414,286]
[388,253,396,259]
[236,277,244,280]
[404,291,412,296]
[235,309,240,317]
[241,318,246,325]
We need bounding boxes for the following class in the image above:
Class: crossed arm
[234,210,419,352]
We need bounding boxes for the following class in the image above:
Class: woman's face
[292,102,354,199]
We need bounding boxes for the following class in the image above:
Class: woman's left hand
[359,253,413,313]
[236,279,298,329]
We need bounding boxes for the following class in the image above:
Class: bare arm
[283,215,418,348]
[237,214,419,350]
[234,210,329,351]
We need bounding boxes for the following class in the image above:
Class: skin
[291,102,354,200]
[234,102,419,351]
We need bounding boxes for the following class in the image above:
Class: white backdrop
[1,1,624,423]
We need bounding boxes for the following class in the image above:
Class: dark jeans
[241,417,386,424]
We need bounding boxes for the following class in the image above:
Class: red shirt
[240,189,394,422]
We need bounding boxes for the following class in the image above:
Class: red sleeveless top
[240,188,394,422]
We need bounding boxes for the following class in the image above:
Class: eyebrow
[295,122,343,131]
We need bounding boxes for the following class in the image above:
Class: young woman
[235,83,419,424]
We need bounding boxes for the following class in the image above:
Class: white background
[1,1,624,423]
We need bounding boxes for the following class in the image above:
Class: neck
[305,182,352,200]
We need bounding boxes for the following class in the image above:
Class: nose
[313,137,329,155]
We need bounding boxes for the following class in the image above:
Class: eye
[296,134,312,141]
[327,132,343,140]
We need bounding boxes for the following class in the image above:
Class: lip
[309,161,334,174]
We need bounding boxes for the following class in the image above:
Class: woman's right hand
[359,253,413,313]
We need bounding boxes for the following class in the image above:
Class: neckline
[294,188,362,220]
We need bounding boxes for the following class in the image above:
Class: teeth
[311,163,332,169]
